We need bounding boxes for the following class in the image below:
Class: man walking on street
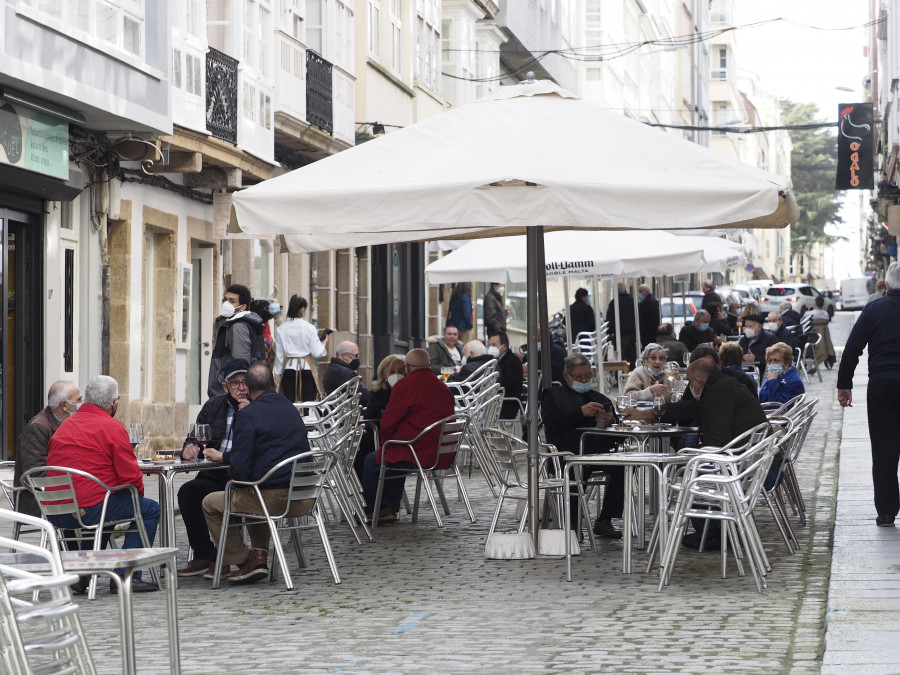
[484,282,507,339]
[837,261,900,527]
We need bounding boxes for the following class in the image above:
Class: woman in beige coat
[624,344,673,401]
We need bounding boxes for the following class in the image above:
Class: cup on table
[440,367,454,382]
[128,423,144,453]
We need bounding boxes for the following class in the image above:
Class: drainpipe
[98,171,110,375]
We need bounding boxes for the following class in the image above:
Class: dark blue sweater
[837,289,900,388]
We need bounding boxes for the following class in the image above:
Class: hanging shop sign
[836,102,874,190]
[0,101,69,180]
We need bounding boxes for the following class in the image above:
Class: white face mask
[487,345,500,358]
[460,356,468,366]
[690,385,703,399]
[387,373,403,387]
[221,301,236,318]
[763,322,778,332]
[743,327,756,339]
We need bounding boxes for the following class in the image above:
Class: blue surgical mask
[698,323,709,332]
[766,364,783,375]
[638,293,646,301]
[647,367,664,377]
[268,303,281,315]
[571,380,593,393]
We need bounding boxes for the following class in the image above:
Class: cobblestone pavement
[2,316,856,674]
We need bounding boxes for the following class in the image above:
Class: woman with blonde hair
[356,354,406,479]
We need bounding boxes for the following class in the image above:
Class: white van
[840,278,872,311]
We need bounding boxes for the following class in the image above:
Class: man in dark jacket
[323,340,370,405]
[637,284,660,348]
[837,261,900,526]
[700,280,721,314]
[207,284,266,398]
[606,282,637,366]
[488,331,524,419]
[765,311,796,349]
[175,359,250,578]
[202,363,313,585]
[569,287,596,340]
[655,324,689,365]
[447,340,495,383]
[484,282,507,338]
[13,380,81,516]
[778,301,801,328]
[541,354,624,538]
[678,309,716,352]
[739,314,778,376]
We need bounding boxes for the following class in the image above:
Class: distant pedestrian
[700,279,721,314]
[447,283,473,342]
[606,282,637,367]
[837,261,900,527]
[483,282,507,339]
[637,284,659,348]
[208,284,266,398]
[569,287,595,340]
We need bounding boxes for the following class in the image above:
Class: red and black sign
[836,102,874,190]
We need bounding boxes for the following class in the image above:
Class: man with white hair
[778,301,801,328]
[45,375,160,592]
[13,380,82,517]
[838,261,900,527]
[447,340,494,382]
[323,340,369,405]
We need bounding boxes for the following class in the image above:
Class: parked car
[660,296,700,331]
[727,284,758,305]
[759,284,835,317]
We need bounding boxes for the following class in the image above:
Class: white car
[759,284,835,317]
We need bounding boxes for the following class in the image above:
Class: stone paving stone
[0,315,863,674]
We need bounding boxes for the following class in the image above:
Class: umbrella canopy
[230,80,797,251]
[424,230,741,285]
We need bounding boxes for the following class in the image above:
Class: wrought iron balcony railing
[206,47,238,144]
[306,50,333,135]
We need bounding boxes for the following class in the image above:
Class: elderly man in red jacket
[361,348,454,524]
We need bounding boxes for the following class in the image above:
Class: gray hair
[778,301,792,312]
[640,342,666,360]
[564,353,591,373]
[885,262,900,290]
[465,340,487,357]
[84,376,119,410]
[47,380,76,409]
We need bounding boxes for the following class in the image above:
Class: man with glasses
[176,359,251,578]
[323,340,370,405]
[541,354,624,539]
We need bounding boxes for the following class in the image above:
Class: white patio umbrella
[229,78,797,551]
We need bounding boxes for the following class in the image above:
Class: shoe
[377,507,398,524]
[110,577,158,594]
[202,561,232,580]
[228,548,269,585]
[592,518,623,539]
[177,558,211,577]
[70,575,91,595]
[876,514,896,527]
[681,532,720,550]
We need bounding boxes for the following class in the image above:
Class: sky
[734,1,872,280]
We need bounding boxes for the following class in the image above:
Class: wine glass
[652,396,667,430]
[195,424,210,461]
[128,423,144,453]
[683,352,691,367]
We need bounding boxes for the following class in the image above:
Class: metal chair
[0,462,41,542]
[211,449,339,589]
[21,466,158,600]
[0,510,96,675]
[372,414,472,528]
[795,332,822,383]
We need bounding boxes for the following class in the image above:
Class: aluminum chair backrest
[0,461,19,510]
[431,416,469,470]
[296,376,361,417]
[767,393,806,418]
[481,428,558,491]
[283,451,335,508]
[21,471,84,520]
[685,432,779,500]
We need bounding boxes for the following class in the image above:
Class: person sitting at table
[655,323,689,365]
[716,342,761,396]
[540,354,623,539]
[355,354,406,481]
[625,359,767,548]
[764,311,796,350]
[488,331,524,420]
[427,325,463,376]
[707,303,732,338]
[45,375,160,593]
[624,343,673,401]
[758,342,805,405]
[202,363,314,585]
[448,340,495,383]
[175,358,251,578]
[678,309,715,352]
[778,301,801,328]
[725,302,740,334]
[738,314,778,377]
[522,331,566,384]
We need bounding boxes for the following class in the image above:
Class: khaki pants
[202,488,314,566]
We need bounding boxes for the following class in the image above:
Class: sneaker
[177,558,211,577]
[203,561,232,580]
[592,518,622,539]
[110,577,158,594]
[228,548,269,585]
[876,514,896,527]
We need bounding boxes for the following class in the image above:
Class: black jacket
[679,322,716,352]
[323,358,370,406]
[484,288,506,336]
[780,308,801,327]
[723,365,760,397]
[656,334,689,364]
[181,394,241,458]
[448,354,495,383]
[638,294,660,347]
[838,289,900,388]
[606,292,636,337]
[496,350,524,418]
[524,338,566,384]
[569,299,596,339]
[663,369,766,447]
[772,324,796,349]
[701,289,721,313]
[739,330,779,366]
[541,386,615,454]
[229,390,311,488]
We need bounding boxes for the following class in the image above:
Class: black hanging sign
[836,102,874,190]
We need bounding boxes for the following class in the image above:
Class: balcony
[206,47,238,144]
[306,50,333,135]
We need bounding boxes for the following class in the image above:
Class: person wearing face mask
[540,354,624,539]
[488,331,524,419]
[764,311,796,350]
[637,284,660,349]
[272,294,329,403]
[323,341,370,406]
[678,309,716,352]
[355,355,407,480]
[447,340,495,383]
[13,380,82,517]
[207,284,266,398]
[758,342,804,405]
[483,282,507,339]
[738,313,778,377]
[624,344,675,401]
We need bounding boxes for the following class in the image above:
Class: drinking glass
[128,423,144,452]
[615,395,630,417]
[652,396,667,430]
[195,424,210,461]
[683,353,691,366]
[440,367,454,382]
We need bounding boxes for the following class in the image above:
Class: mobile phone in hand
[318,328,334,341]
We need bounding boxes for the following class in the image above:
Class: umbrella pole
[563,276,572,351]
[632,277,642,358]
[592,277,604,394]
[614,280,622,362]
[526,227,544,550]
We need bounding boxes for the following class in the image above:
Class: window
[368,0,380,57]
[21,0,146,59]
[306,0,323,54]
[253,239,274,299]
[712,47,727,80]
[242,0,271,77]
[390,0,402,74]
[172,49,202,95]
[415,0,439,91]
